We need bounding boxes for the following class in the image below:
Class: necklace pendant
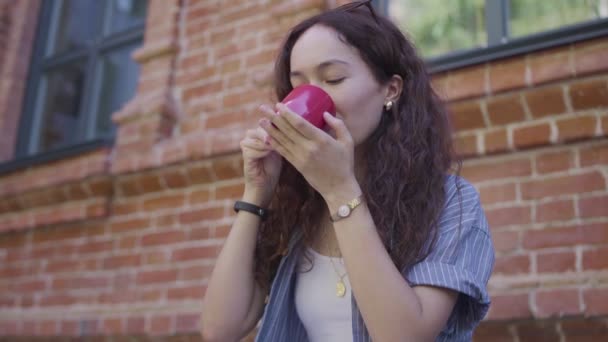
[336,280,346,297]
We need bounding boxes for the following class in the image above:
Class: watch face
[338,205,350,217]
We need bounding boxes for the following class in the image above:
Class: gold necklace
[323,224,348,298]
[329,253,348,297]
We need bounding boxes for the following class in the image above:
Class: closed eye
[325,78,345,85]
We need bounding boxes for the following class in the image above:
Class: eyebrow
[289,59,350,77]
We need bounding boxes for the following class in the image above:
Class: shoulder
[443,174,480,209]
[405,175,494,334]
[439,174,487,236]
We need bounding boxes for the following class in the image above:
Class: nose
[308,81,328,93]
[308,81,321,88]
[299,79,323,90]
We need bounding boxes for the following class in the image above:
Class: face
[289,25,390,146]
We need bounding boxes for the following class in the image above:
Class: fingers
[259,105,298,147]
[265,133,296,165]
[275,103,326,141]
[261,104,306,143]
[259,117,295,151]
[245,127,270,143]
[240,137,269,151]
[242,128,273,157]
[240,138,274,162]
[254,116,297,164]
[323,112,352,145]
[243,148,272,159]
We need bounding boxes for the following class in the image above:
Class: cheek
[330,87,383,138]
[330,83,380,116]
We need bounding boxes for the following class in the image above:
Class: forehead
[290,25,360,70]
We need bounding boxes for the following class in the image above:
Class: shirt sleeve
[404,175,495,332]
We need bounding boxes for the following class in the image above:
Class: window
[380,0,608,72]
[509,0,607,37]
[387,0,487,58]
[15,0,147,159]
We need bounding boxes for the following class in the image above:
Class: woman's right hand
[240,123,283,207]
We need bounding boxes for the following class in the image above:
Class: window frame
[377,0,608,73]
[4,0,145,173]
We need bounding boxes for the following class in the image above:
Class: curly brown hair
[254,4,461,292]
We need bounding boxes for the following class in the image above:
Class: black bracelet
[234,200,268,220]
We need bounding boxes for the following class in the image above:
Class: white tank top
[295,247,354,341]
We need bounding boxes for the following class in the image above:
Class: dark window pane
[510,0,608,38]
[96,44,140,136]
[108,0,147,34]
[389,0,487,57]
[48,0,104,56]
[37,62,86,152]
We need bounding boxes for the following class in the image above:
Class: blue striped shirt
[255,175,495,341]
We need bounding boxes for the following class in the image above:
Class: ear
[384,74,403,103]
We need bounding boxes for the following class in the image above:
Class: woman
[202,1,495,341]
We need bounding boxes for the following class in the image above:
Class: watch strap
[330,195,363,222]
[234,200,268,220]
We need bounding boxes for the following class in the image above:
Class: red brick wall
[0,0,606,340]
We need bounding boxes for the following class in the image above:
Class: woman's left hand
[258,103,358,201]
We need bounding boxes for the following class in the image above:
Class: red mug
[280,85,336,129]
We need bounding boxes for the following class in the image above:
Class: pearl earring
[384,101,393,111]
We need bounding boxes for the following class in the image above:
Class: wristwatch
[330,195,364,222]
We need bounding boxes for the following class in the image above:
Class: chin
[353,136,369,149]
